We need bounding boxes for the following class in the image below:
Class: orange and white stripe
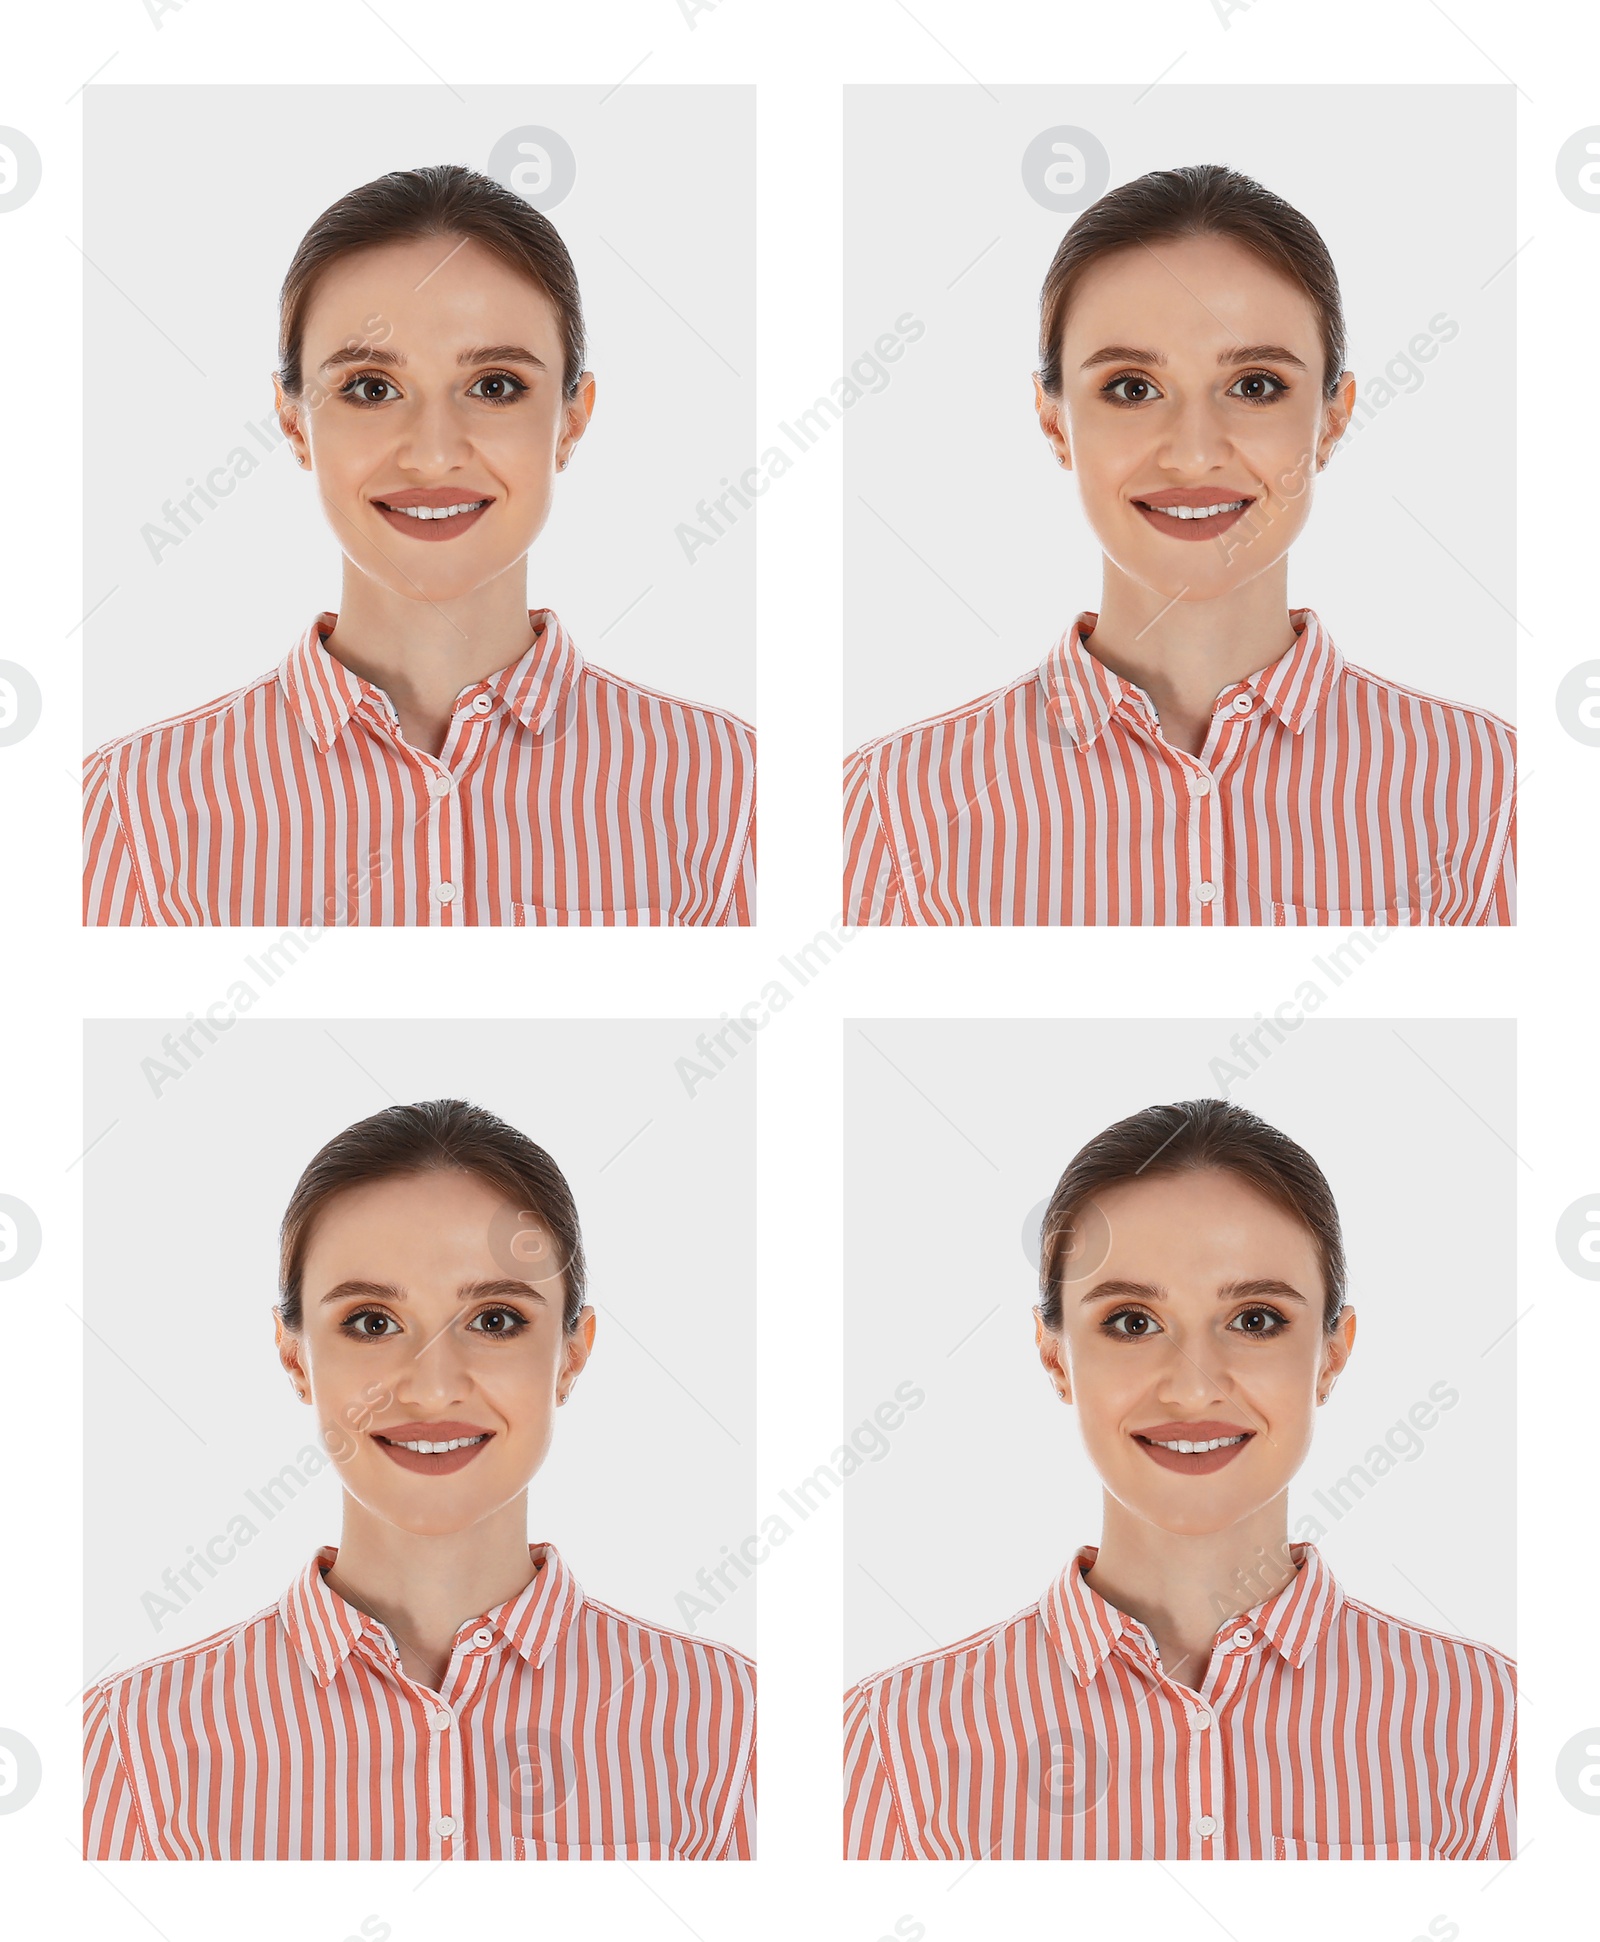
[85,1543,755,1860]
[843,1542,1513,1859]
[84,610,755,926]
[844,610,1514,925]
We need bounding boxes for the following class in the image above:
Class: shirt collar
[1037,608,1342,750]
[1042,1540,1344,1686]
[281,1541,583,1688]
[277,608,582,754]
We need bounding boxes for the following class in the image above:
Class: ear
[275,1310,310,1403]
[273,372,309,471]
[1316,1305,1357,1401]
[1033,374,1073,473]
[1034,1309,1073,1404]
[556,371,597,472]
[1316,370,1357,470]
[556,1305,597,1404]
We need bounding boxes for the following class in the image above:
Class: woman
[84,165,755,925]
[843,1099,1514,1859]
[85,1100,755,1859]
[843,165,1514,925]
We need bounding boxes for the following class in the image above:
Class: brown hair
[277,1098,587,1332]
[1037,163,1346,400]
[276,163,587,400]
[1037,1098,1346,1331]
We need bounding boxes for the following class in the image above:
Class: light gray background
[844,1018,1514,1683]
[844,85,1515,748]
[84,1020,753,1675]
[84,86,754,750]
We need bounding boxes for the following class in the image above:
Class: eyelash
[336,369,531,409]
[339,1305,532,1343]
[1098,369,1290,408]
[1099,1304,1291,1341]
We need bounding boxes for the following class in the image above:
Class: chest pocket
[1269,1836,1426,1859]
[510,1837,674,1859]
[511,905,680,927]
[1269,905,1418,928]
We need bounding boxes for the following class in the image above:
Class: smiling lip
[372,1419,495,1475]
[1134,1419,1255,1475]
[1132,487,1254,544]
[371,487,494,543]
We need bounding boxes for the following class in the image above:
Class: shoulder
[1332,1589,1516,1690]
[85,672,282,773]
[846,1599,1043,1708]
[87,1602,285,1719]
[579,661,755,753]
[846,670,1038,774]
[1336,659,1516,753]
[579,1594,756,1694]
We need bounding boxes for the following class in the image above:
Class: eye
[1228,1304,1289,1338]
[1227,370,1288,404]
[1100,372,1163,407]
[339,372,401,407]
[1102,1306,1162,1339]
[467,370,529,405]
[342,1307,401,1340]
[467,1304,530,1339]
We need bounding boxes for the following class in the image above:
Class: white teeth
[390,1435,486,1453]
[388,500,489,520]
[1149,500,1245,520]
[1148,1434,1247,1453]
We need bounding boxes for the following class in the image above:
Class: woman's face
[276,234,594,608]
[1037,233,1355,607]
[1036,1168,1355,1539]
[277,1169,593,1540]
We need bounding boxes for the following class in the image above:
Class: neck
[322,1491,539,1693]
[321,557,537,758]
[1084,560,1296,758]
[1084,1491,1298,1693]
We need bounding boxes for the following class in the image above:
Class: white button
[433,1709,452,1729]
[470,693,494,714]
[1196,882,1217,904]
[428,773,452,797]
[470,1626,494,1649]
[1192,774,1212,796]
[1191,1708,1212,1730]
[434,1814,458,1837]
[1196,1814,1218,1837]
[1231,1627,1253,1649]
[1230,693,1254,714]
[435,881,457,904]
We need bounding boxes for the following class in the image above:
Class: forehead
[299,1170,544,1288]
[299,233,563,357]
[1058,232,1322,359]
[1089,1168,1322,1291]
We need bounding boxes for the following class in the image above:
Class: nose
[393,1314,474,1411]
[1152,1332,1231,1413]
[394,384,477,477]
[1156,386,1233,478]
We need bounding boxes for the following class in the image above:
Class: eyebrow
[1078,342,1308,374]
[316,343,550,378]
[317,1277,548,1306]
[1079,1276,1309,1307]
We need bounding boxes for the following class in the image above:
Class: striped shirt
[84,610,755,926]
[84,1542,755,1860]
[843,1543,1514,1860]
[843,610,1514,925]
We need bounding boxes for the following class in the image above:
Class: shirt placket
[359,1622,468,1860]
[427,686,496,924]
[1192,1619,1257,1858]
[1191,686,1259,925]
